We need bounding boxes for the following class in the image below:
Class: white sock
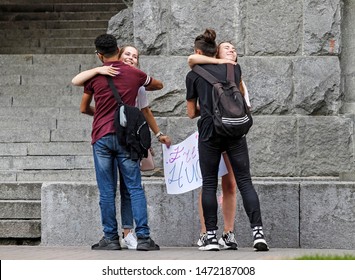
[207,230,216,239]
[252,226,264,238]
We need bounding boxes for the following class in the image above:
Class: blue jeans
[199,135,263,231]
[93,133,149,239]
[119,174,134,230]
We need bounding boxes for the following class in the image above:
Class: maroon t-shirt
[83,61,152,144]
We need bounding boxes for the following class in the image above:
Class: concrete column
[341,0,355,113]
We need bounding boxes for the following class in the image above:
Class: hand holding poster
[162,131,227,194]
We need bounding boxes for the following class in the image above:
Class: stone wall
[41,180,355,248]
[37,0,355,249]
[107,0,355,177]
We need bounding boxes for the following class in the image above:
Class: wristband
[155,131,164,139]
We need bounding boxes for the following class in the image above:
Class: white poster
[162,131,228,194]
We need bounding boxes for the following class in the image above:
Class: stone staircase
[0,0,126,54]
[0,0,127,243]
[0,183,41,245]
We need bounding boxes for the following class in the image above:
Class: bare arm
[80,93,95,116]
[187,54,236,68]
[141,107,171,147]
[186,99,200,119]
[72,65,120,86]
[145,78,163,91]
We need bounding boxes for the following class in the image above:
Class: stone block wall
[41,180,355,248]
[106,0,355,178]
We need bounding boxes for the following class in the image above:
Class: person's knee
[222,179,236,195]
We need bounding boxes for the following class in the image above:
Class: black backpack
[106,76,151,160]
[192,64,253,138]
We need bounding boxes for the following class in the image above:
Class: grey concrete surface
[1,246,355,260]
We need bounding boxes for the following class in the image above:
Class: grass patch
[295,254,355,260]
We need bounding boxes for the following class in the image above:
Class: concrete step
[0,141,91,158]
[0,107,83,120]
[0,220,41,238]
[0,128,50,143]
[2,0,120,3]
[0,169,96,182]
[0,155,93,170]
[3,73,79,86]
[0,28,107,39]
[0,200,41,219]
[0,119,57,130]
[0,54,97,66]
[0,20,109,29]
[26,142,92,156]
[0,182,42,240]
[0,46,96,54]
[0,11,118,21]
[0,183,42,200]
[0,3,126,13]
[0,1,126,54]
[40,37,95,48]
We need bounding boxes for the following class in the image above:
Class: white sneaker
[218,231,238,250]
[123,232,138,250]
[197,232,207,247]
[119,232,127,249]
[198,231,219,251]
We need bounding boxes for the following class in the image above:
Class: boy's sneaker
[218,231,238,250]
[136,237,160,251]
[91,236,121,250]
[253,226,269,251]
[199,231,220,251]
[197,232,207,247]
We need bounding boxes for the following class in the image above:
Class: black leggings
[199,135,263,231]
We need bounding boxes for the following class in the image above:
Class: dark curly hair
[194,29,217,57]
[94,34,118,57]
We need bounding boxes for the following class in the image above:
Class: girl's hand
[97,65,120,76]
[218,58,236,65]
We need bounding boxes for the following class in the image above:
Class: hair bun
[203,29,216,43]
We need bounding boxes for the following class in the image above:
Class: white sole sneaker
[253,238,269,251]
[124,232,138,250]
[199,243,220,251]
[120,239,128,249]
[197,233,207,247]
[218,237,238,250]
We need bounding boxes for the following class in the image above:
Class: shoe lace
[200,233,208,243]
[253,227,264,239]
[225,232,236,243]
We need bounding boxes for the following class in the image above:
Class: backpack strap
[226,63,235,82]
[192,65,219,84]
[106,76,123,106]
[192,64,236,84]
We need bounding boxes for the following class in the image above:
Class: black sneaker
[199,232,220,251]
[91,236,122,250]
[218,231,238,250]
[136,237,160,251]
[253,226,269,251]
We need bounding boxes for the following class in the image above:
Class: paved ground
[1,246,355,260]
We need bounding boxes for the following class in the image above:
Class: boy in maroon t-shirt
[79,34,162,251]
